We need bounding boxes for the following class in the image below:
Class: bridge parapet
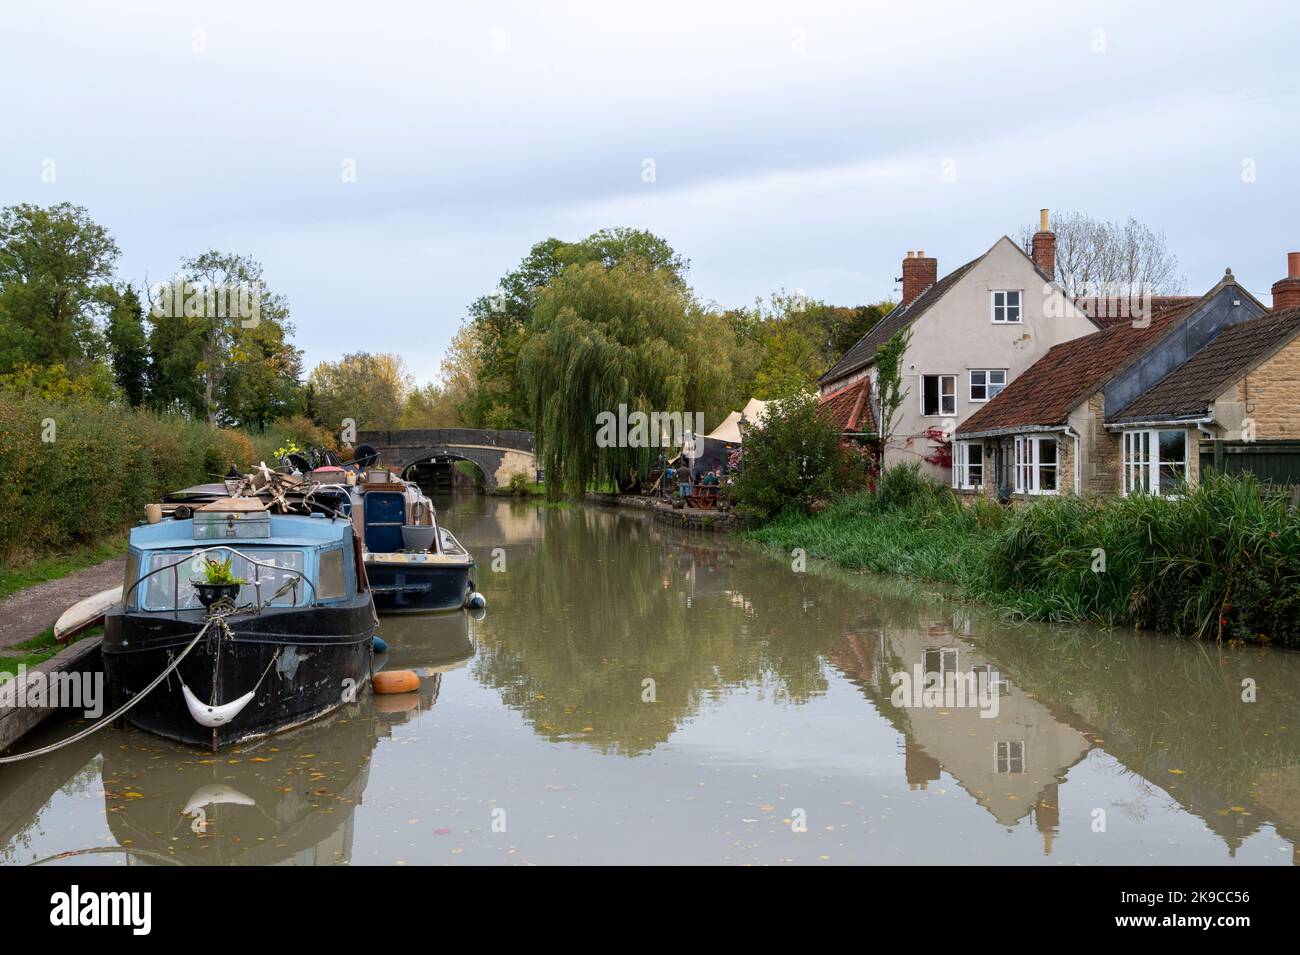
[357,429,536,489]
[358,429,534,454]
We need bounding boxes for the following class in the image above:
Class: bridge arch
[356,429,536,490]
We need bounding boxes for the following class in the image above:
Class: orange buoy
[372,669,420,694]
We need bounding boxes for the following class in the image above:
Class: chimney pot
[1040,208,1050,232]
[1273,252,1300,311]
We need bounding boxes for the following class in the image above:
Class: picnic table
[687,485,721,509]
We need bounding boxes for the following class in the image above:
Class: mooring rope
[0,615,222,765]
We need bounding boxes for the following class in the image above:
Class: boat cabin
[123,500,365,614]
[341,467,460,557]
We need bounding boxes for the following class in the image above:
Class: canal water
[3,496,1298,865]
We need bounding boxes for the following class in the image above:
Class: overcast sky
[4,0,1298,381]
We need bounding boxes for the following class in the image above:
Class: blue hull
[366,559,473,613]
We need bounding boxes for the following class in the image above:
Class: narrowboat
[161,449,479,614]
[103,492,375,750]
[343,465,477,614]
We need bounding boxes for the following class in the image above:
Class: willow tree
[518,258,732,498]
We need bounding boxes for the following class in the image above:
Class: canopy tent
[658,398,771,475]
[705,398,770,443]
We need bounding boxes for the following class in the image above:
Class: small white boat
[54,586,122,644]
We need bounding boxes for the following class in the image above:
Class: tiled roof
[818,377,876,434]
[1109,307,1300,422]
[1080,295,1200,328]
[956,301,1197,436]
[819,255,985,385]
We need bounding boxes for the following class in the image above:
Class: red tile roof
[956,301,1197,436]
[818,377,876,435]
[1079,295,1199,328]
[819,254,985,386]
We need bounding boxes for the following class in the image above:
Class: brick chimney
[901,250,937,306]
[1031,208,1056,280]
[1272,252,1300,311]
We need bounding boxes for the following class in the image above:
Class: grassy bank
[745,466,1300,647]
[0,625,100,673]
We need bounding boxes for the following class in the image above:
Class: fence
[1200,440,1300,501]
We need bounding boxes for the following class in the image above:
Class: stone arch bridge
[356,429,536,490]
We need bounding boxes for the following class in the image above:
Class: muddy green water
[3,497,1299,865]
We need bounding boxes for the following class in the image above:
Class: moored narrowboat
[103,494,375,750]
[346,465,477,613]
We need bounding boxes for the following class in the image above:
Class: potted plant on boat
[191,555,245,608]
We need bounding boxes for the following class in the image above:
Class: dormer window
[991,290,1022,323]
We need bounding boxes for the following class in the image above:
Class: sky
[3,0,1298,382]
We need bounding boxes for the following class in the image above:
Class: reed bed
[747,464,1300,647]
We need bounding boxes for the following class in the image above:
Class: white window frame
[920,374,956,417]
[1122,429,1188,497]
[991,290,1022,324]
[1013,435,1059,495]
[969,368,1007,402]
[953,441,984,490]
[923,646,959,681]
[995,740,1026,774]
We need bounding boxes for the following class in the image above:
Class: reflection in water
[1,612,473,867]
[2,495,1298,865]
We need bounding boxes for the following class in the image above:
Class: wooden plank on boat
[53,586,121,645]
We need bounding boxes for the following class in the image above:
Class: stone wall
[1232,334,1300,439]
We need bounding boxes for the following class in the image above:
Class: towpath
[0,557,125,652]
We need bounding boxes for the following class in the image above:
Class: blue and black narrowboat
[103,492,375,750]
[344,466,476,613]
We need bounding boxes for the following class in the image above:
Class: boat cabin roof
[130,513,354,551]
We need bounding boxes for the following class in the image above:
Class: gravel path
[0,557,125,652]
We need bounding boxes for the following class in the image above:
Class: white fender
[181,683,256,728]
[183,783,256,816]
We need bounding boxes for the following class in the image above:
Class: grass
[487,481,547,497]
[0,529,128,603]
[745,465,1300,647]
[0,625,101,675]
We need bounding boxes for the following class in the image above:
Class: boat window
[319,547,346,599]
[139,550,308,611]
[438,528,466,556]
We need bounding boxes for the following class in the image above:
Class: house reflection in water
[836,617,1093,855]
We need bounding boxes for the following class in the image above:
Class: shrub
[508,471,531,495]
[876,462,958,514]
[247,415,338,465]
[0,395,266,560]
[730,392,867,522]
